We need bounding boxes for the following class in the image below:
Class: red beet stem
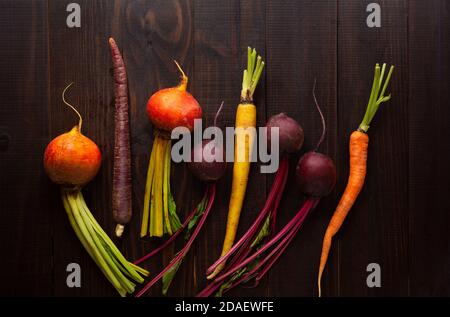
[226,156,289,270]
[136,184,216,297]
[206,158,289,276]
[197,201,308,297]
[227,216,302,291]
[196,279,222,297]
[133,187,208,265]
[270,156,290,233]
[213,101,224,128]
[198,198,319,297]
[312,79,326,152]
[213,199,315,284]
[256,199,320,283]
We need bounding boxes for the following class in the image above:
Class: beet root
[266,113,304,154]
[296,151,336,197]
[188,139,226,182]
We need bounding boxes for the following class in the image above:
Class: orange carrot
[317,63,394,297]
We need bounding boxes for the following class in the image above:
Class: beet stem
[62,82,83,132]
[312,79,326,151]
[206,158,288,275]
[231,216,301,289]
[256,199,320,282]
[199,202,308,297]
[136,184,216,297]
[213,101,224,128]
[196,279,222,297]
[203,198,319,297]
[134,186,209,265]
[225,156,289,271]
[270,156,290,233]
[174,60,188,91]
[213,199,315,284]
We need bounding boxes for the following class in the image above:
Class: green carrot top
[241,47,265,102]
[359,63,394,133]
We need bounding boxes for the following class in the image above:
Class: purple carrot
[109,37,132,238]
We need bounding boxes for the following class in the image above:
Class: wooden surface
[0,0,449,297]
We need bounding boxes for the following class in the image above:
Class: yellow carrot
[208,47,264,279]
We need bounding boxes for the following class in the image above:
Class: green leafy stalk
[165,140,182,231]
[241,47,265,102]
[161,189,211,294]
[250,214,271,249]
[75,196,136,293]
[215,268,247,297]
[162,256,183,295]
[62,190,148,297]
[185,193,209,239]
[65,191,125,295]
[214,259,261,297]
[212,216,271,297]
[62,191,126,296]
[78,193,149,281]
[359,63,395,132]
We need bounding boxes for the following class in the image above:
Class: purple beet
[296,151,336,197]
[266,113,304,154]
[188,102,227,182]
[188,139,226,182]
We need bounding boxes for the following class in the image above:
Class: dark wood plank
[2,0,450,297]
[409,0,450,296]
[48,0,118,296]
[265,0,338,296]
[122,0,196,297]
[337,0,409,296]
[0,0,52,296]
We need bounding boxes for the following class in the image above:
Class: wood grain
[0,0,449,297]
[0,0,52,296]
[409,0,450,296]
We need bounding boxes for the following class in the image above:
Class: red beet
[296,151,336,197]
[266,113,304,154]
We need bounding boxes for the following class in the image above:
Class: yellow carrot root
[208,47,264,279]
